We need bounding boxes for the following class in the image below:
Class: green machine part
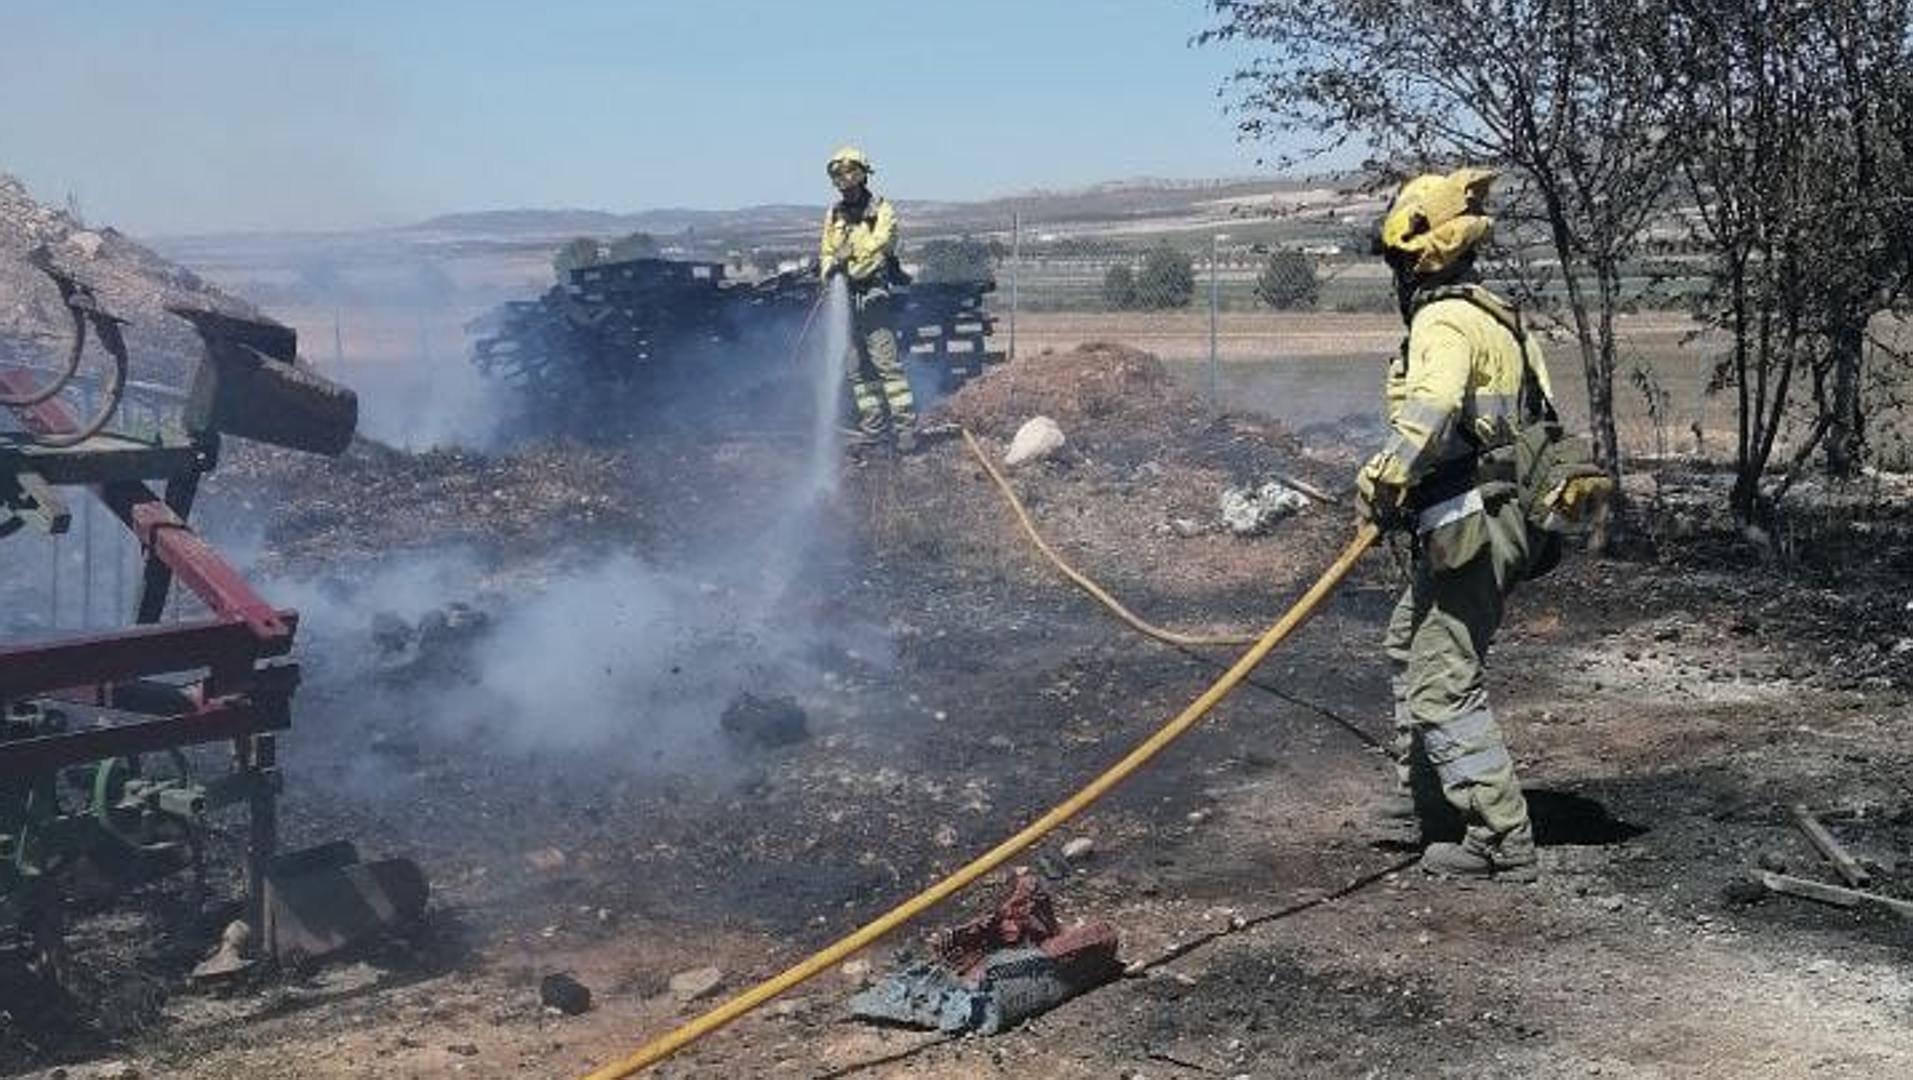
[2,702,210,928]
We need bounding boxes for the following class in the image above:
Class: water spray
[801,277,853,499]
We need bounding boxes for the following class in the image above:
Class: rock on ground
[668,966,725,1002]
[1004,416,1066,467]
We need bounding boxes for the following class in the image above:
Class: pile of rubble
[0,172,256,385]
[206,439,650,571]
[887,343,1350,599]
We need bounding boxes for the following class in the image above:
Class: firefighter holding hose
[1357,167,1572,882]
[819,145,916,454]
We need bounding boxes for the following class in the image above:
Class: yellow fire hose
[581,504,1380,1078]
[962,428,1262,647]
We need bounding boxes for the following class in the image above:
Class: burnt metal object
[168,306,357,456]
[850,869,1120,1034]
[935,866,1060,975]
[0,254,130,449]
[264,841,429,961]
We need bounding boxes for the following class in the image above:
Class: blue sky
[0,1,1309,236]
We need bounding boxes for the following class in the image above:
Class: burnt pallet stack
[470,258,1004,421]
[898,281,1004,393]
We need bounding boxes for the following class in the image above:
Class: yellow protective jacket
[1371,284,1557,521]
[819,194,897,285]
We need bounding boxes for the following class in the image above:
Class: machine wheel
[89,749,197,855]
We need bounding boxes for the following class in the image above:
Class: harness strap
[1410,284,1558,427]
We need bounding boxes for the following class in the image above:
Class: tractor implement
[1,258,425,984]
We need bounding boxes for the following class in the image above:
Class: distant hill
[391,176,1347,246]
[407,204,821,243]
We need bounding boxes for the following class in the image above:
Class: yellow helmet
[1378,167,1498,276]
[826,145,873,177]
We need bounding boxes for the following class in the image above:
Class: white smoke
[802,276,852,498]
[333,348,506,452]
[253,278,885,771]
[448,555,806,760]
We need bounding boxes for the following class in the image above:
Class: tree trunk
[1590,260,1624,486]
[1537,189,1623,485]
[1824,315,1865,477]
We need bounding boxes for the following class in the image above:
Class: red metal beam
[0,612,297,699]
[95,479,289,639]
[2,367,289,642]
[1,368,87,437]
[0,693,291,780]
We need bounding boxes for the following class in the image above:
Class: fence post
[1208,233,1220,410]
[1008,210,1020,362]
[81,381,95,627]
[49,532,60,629]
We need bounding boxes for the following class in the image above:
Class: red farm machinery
[2,253,424,984]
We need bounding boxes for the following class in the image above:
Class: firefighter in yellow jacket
[1357,167,1554,881]
[819,146,916,453]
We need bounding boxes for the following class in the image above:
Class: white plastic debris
[1218,480,1311,536]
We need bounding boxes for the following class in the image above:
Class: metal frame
[1,339,306,929]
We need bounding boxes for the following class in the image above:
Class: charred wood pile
[470,257,1001,435]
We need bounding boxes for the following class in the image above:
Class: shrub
[1254,250,1320,309]
[1102,263,1139,309]
[1134,244,1195,308]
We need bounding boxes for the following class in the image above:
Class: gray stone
[669,966,725,1002]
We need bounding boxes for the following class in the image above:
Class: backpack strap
[1411,284,1558,426]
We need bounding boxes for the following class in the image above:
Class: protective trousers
[1383,495,1534,858]
[847,288,913,441]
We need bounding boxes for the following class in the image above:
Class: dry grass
[1001,310,1769,463]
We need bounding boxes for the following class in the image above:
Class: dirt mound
[864,342,1358,617]
[942,341,1179,438]
[0,172,258,387]
[938,341,1310,474]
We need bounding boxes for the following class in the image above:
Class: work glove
[1355,453,1411,531]
[821,259,845,281]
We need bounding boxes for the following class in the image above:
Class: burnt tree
[1203,0,1686,506]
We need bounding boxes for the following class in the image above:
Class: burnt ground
[6,345,1913,1079]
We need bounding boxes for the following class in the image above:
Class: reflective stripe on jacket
[819,194,898,284]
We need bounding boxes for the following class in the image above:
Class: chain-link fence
[1,372,184,636]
